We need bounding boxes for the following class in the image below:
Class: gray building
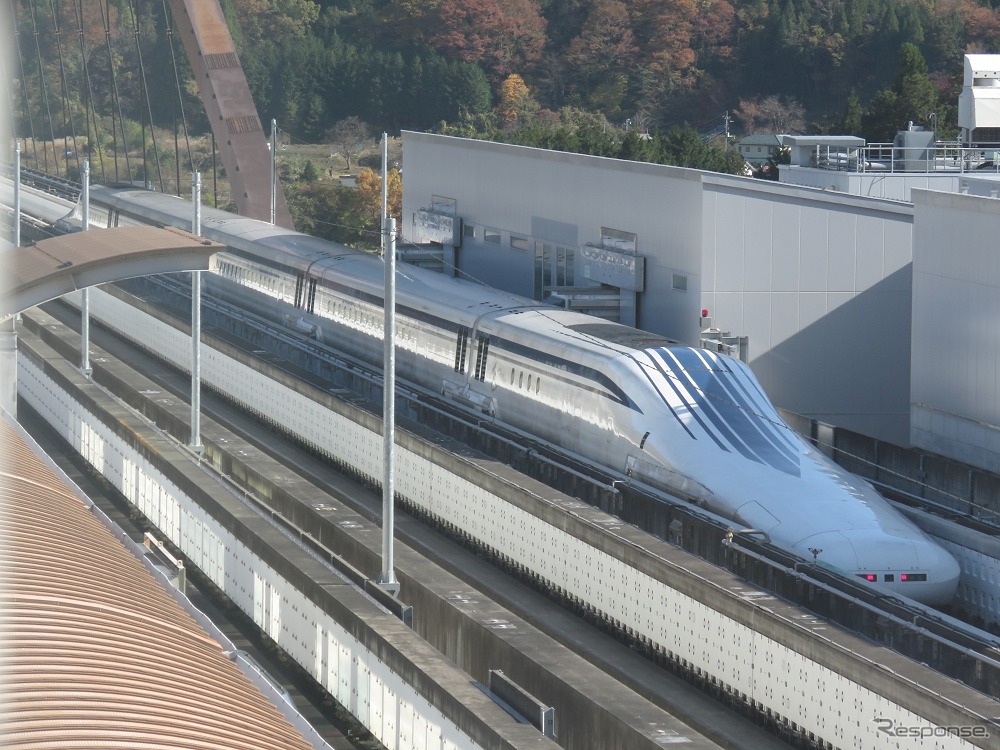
[911,188,1000,472]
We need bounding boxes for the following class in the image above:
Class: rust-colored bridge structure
[165,0,293,229]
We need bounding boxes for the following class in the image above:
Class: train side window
[510,368,515,385]
[519,372,523,388]
[535,378,540,394]
[473,334,490,381]
[884,574,894,582]
[454,328,469,373]
[527,374,532,390]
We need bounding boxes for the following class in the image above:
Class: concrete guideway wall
[72,287,1000,750]
[16,331,553,750]
[21,306,732,750]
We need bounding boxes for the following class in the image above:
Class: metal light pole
[13,142,20,249]
[190,172,203,453]
[378,132,399,594]
[80,159,92,377]
[269,118,277,225]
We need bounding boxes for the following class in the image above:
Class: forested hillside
[225,0,997,140]
[9,0,999,182]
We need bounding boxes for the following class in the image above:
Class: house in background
[736,133,785,165]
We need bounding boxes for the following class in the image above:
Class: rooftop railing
[807,142,1000,174]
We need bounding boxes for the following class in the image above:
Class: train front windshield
[647,347,801,476]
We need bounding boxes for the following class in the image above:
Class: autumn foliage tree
[355,167,403,229]
[496,74,539,128]
[429,0,547,82]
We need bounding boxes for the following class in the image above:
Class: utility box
[894,125,935,171]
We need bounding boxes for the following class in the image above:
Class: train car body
[83,185,961,606]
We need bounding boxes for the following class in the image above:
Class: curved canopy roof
[0,226,222,322]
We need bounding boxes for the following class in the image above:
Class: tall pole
[190,171,203,454]
[381,132,388,223]
[269,118,276,225]
[378,133,398,593]
[80,159,92,378]
[13,142,21,248]
[4,143,22,416]
[379,215,398,593]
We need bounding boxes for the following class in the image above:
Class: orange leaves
[355,167,402,227]
[497,74,537,126]
[429,0,546,81]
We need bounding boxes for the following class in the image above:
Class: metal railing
[808,142,1000,175]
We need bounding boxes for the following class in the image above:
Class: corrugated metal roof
[0,416,314,750]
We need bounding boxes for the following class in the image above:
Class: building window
[463,224,476,239]
[485,227,501,244]
[672,273,688,292]
[510,235,529,251]
[534,244,544,300]
[556,247,574,286]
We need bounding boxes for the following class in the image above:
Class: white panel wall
[73,289,990,750]
[401,132,704,346]
[911,190,1000,473]
[701,177,915,444]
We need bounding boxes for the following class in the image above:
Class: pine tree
[893,43,937,126]
[841,89,863,136]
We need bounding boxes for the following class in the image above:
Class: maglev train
[82,184,961,606]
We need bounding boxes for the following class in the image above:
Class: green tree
[657,125,745,173]
[893,42,937,126]
[861,43,938,141]
[861,89,902,142]
[841,89,863,136]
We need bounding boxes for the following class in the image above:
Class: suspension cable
[98,0,129,183]
[161,0,193,195]
[161,0,194,195]
[26,0,57,174]
[126,0,164,192]
[10,0,40,164]
[75,0,107,182]
[48,0,82,177]
[0,45,16,152]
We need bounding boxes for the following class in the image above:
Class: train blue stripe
[649,348,761,464]
[671,348,801,475]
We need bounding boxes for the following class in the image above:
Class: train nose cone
[794,529,960,606]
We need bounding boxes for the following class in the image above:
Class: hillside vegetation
[9,0,998,230]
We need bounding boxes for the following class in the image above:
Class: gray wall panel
[403,132,704,344]
[744,206,773,292]
[827,211,858,290]
[911,189,1000,470]
[770,205,801,292]
[855,214,886,289]
[798,206,830,291]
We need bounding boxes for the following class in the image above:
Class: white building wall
[701,175,915,444]
[402,132,704,345]
[778,167,964,201]
[910,189,1000,471]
